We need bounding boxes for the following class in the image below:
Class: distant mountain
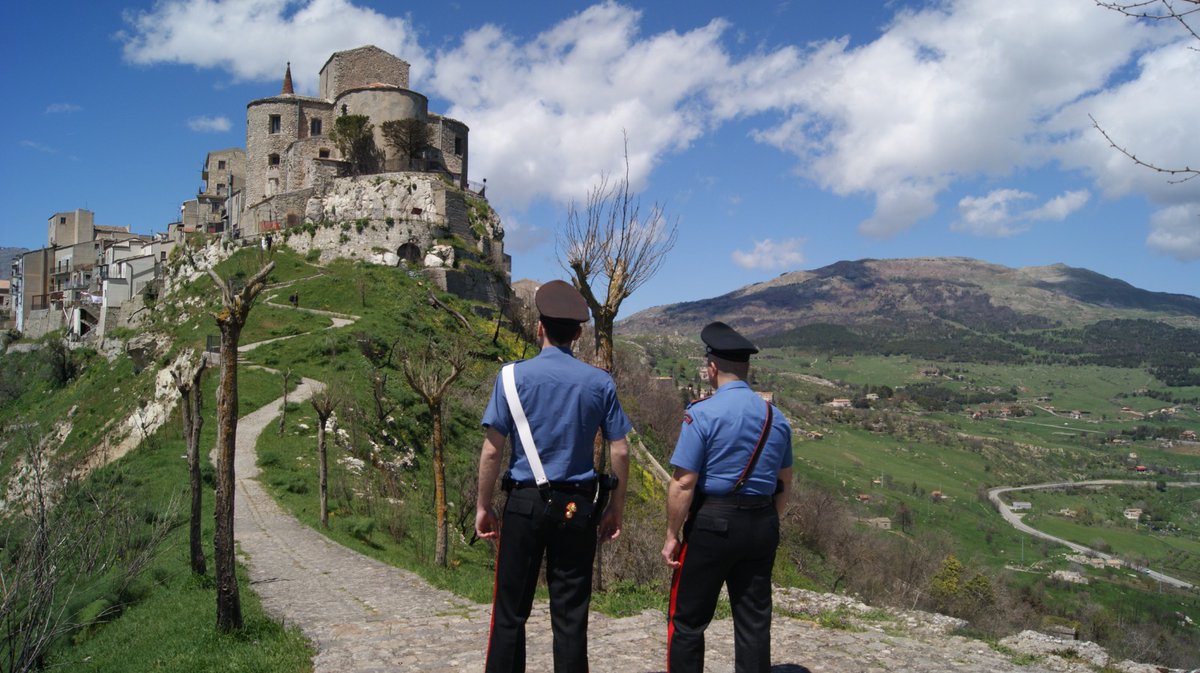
[618,258,1200,362]
[0,248,27,280]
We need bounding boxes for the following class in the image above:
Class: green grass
[13,364,315,672]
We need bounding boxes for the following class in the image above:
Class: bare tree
[172,354,207,576]
[310,384,339,529]
[207,259,275,631]
[400,334,473,567]
[557,137,678,372]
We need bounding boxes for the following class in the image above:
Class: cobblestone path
[232,382,1123,673]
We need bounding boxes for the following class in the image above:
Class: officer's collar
[715,380,751,393]
[539,345,575,357]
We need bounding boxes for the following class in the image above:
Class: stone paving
[231,383,1171,673]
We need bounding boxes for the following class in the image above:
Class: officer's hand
[662,535,683,568]
[476,507,499,541]
[598,509,622,542]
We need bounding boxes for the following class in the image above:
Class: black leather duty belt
[506,479,597,494]
[699,493,773,509]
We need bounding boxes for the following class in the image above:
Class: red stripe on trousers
[666,541,689,673]
[484,528,502,666]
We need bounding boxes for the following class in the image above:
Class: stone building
[241,45,469,237]
[181,148,245,235]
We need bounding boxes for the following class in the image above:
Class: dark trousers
[485,488,597,673]
[668,500,779,673]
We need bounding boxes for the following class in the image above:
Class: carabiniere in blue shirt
[670,380,793,497]
[482,346,632,483]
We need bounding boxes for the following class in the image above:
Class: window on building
[269,115,282,134]
[211,203,221,213]
[218,160,226,170]
[454,136,464,156]
[59,216,66,224]
[310,119,322,136]
[319,148,330,158]
[269,153,281,166]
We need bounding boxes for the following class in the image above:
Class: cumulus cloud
[119,0,425,94]
[429,3,731,209]
[731,238,805,270]
[953,188,1090,237]
[187,115,232,133]
[1147,205,1200,261]
[725,0,1171,239]
[45,103,82,114]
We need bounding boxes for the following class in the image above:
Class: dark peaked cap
[701,321,759,362]
[535,280,590,323]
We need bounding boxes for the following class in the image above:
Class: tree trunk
[188,368,206,576]
[433,401,448,567]
[214,326,243,631]
[317,421,329,529]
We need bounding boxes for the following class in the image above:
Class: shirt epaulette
[686,395,713,409]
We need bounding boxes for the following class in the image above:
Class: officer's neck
[712,371,745,388]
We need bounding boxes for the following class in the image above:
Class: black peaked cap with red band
[701,321,758,362]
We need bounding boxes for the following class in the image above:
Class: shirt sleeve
[601,379,633,441]
[669,412,705,473]
[779,419,794,469]
[480,373,512,437]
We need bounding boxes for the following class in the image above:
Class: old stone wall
[320,46,410,100]
[428,115,468,187]
[22,308,63,339]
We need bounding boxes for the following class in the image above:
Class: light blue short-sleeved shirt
[670,380,793,497]
[482,346,632,482]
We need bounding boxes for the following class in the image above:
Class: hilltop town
[6,45,508,342]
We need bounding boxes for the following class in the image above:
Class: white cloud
[1147,204,1200,261]
[119,0,425,94]
[429,3,731,210]
[187,115,232,133]
[19,140,57,154]
[731,238,805,270]
[45,103,82,114]
[724,0,1171,239]
[953,188,1090,237]
[1026,190,1090,221]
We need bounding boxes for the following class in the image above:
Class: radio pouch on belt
[502,363,603,530]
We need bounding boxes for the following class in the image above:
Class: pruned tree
[277,367,293,437]
[207,259,275,631]
[172,354,207,576]
[557,137,679,372]
[330,114,378,175]
[310,383,340,529]
[381,118,430,171]
[400,334,473,567]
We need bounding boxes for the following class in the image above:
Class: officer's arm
[775,466,793,516]
[598,436,630,540]
[475,427,506,539]
[666,468,698,540]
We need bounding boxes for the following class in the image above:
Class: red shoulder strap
[732,400,773,493]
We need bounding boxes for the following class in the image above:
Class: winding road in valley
[987,480,1200,590]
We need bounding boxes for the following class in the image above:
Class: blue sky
[3,0,1198,315]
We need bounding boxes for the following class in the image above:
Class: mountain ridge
[619,257,1200,340]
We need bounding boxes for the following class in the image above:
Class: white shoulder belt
[501,363,549,487]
